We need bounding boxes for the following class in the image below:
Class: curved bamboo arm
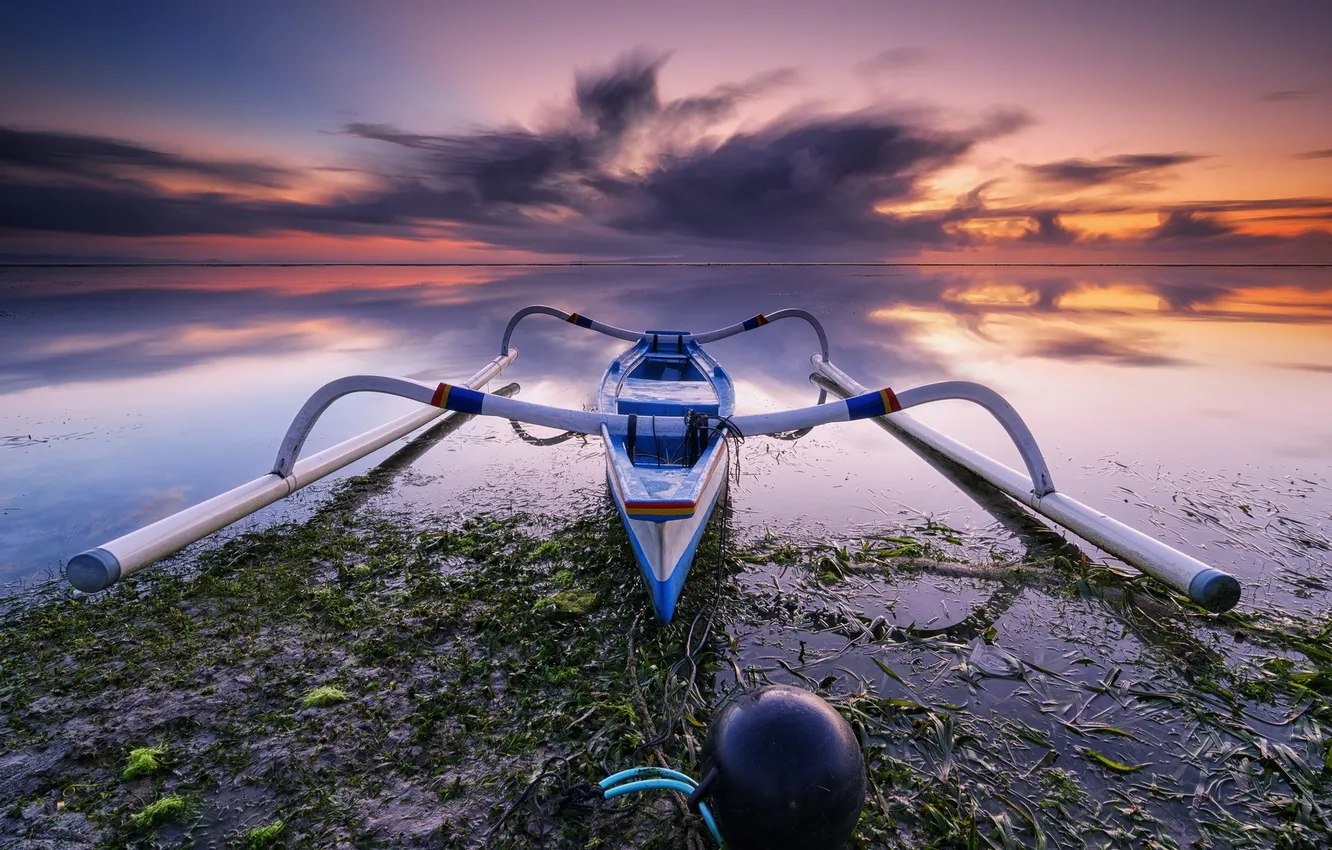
[499,305,643,355]
[689,308,830,361]
[271,352,513,477]
[811,357,1055,496]
[689,308,831,428]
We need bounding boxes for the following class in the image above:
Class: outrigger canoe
[65,305,1242,619]
[597,332,734,622]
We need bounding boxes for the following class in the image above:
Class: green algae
[121,745,167,780]
[538,588,599,614]
[300,685,349,708]
[0,471,1328,848]
[128,794,189,830]
[244,820,285,847]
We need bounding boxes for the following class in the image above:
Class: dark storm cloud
[573,49,665,138]
[1022,153,1204,189]
[6,53,1323,260]
[606,117,976,242]
[0,54,1030,255]
[0,176,483,237]
[0,181,267,237]
[0,127,293,187]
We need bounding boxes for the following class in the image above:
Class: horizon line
[3,262,1330,269]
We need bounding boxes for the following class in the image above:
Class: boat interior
[600,344,728,468]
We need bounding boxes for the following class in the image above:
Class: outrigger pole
[811,357,1241,612]
[66,352,516,593]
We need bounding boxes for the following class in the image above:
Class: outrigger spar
[66,305,1242,619]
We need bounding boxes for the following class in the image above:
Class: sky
[1,0,1331,263]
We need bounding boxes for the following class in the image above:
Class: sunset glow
[1,1,1328,264]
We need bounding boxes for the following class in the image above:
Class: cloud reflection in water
[1,264,1329,596]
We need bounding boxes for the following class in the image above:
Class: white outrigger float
[66,305,1242,619]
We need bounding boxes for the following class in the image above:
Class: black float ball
[696,685,866,850]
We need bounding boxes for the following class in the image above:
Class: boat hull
[606,441,728,623]
[598,335,735,623]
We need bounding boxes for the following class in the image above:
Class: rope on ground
[489,452,737,847]
[622,476,735,848]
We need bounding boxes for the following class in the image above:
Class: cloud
[574,49,666,138]
[1260,90,1313,101]
[659,67,800,127]
[1150,209,1234,240]
[855,47,930,77]
[1295,149,1332,159]
[0,127,293,188]
[342,123,440,150]
[1022,153,1204,189]
[1271,362,1332,373]
[1,52,1326,262]
[0,177,475,237]
[1157,196,1332,214]
[0,53,1032,256]
[1020,211,1079,245]
[604,116,980,243]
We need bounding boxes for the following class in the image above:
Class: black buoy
[692,685,866,850]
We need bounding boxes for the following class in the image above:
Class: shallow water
[1,264,1330,614]
[3,263,1331,845]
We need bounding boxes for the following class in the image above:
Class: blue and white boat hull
[598,335,735,622]
[606,441,728,622]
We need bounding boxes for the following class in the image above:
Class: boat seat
[617,378,720,416]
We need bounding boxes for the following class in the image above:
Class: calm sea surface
[2,265,1329,613]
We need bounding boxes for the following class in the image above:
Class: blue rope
[599,766,700,789]
[600,766,725,847]
[604,778,696,798]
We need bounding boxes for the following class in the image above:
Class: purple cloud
[0,126,293,188]
[1022,153,1204,189]
[1151,210,1234,240]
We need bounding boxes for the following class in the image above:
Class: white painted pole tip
[67,548,122,593]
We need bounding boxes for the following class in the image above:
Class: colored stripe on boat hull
[623,501,696,520]
[607,443,729,623]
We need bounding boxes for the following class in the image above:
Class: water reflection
[1,265,1329,617]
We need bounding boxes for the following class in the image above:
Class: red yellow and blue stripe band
[430,383,486,414]
[741,313,770,331]
[845,387,902,420]
[624,500,697,519]
[567,312,594,328]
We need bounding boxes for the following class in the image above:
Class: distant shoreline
[3,261,1330,268]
